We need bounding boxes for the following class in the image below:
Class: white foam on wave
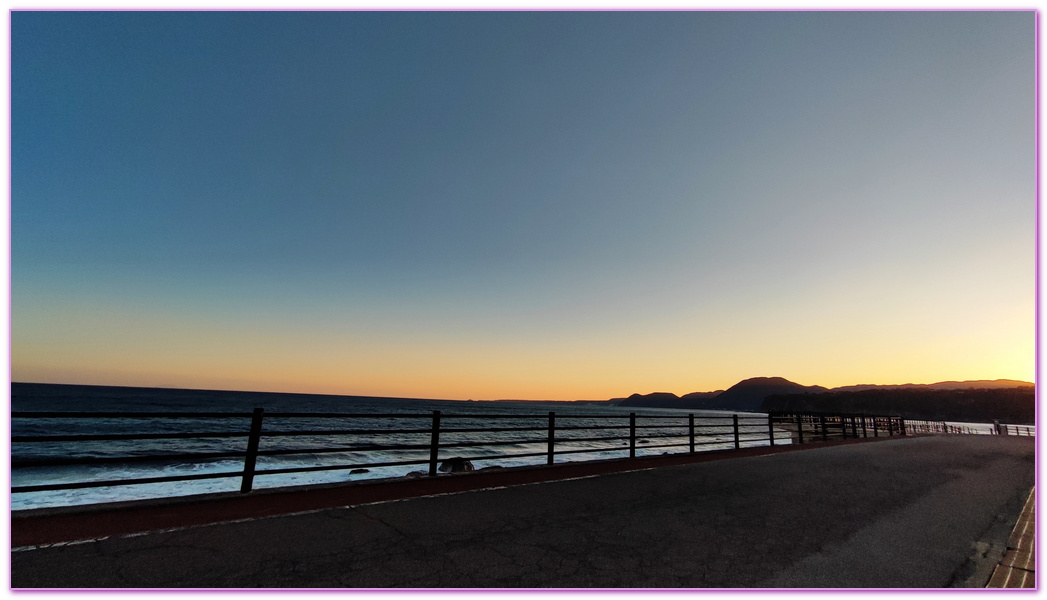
[12,433,790,511]
[13,385,787,511]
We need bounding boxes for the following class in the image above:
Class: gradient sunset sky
[12,11,1035,400]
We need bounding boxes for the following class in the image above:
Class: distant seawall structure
[761,386,1035,425]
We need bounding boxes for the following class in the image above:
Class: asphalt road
[11,434,1035,588]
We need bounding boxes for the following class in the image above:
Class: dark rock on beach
[349,469,369,475]
[438,457,475,473]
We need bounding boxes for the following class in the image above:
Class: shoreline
[13,434,895,548]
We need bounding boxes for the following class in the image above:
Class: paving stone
[1000,549,1034,570]
[988,487,1035,589]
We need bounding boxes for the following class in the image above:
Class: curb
[987,487,1036,588]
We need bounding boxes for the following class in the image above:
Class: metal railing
[10,409,999,499]
[901,419,1036,436]
[1002,424,1036,436]
[769,412,909,443]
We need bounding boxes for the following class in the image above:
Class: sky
[11,11,1036,401]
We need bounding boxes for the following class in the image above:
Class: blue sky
[12,11,1035,399]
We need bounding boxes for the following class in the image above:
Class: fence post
[796,414,804,444]
[899,418,906,436]
[240,407,264,494]
[629,413,636,458]
[547,412,556,465]
[873,417,879,437]
[689,414,695,453]
[428,410,442,476]
[851,416,858,438]
[888,418,894,436]
[861,414,867,438]
[733,414,740,449]
[820,415,828,442]
[839,415,847,439]
[767,413,775,447]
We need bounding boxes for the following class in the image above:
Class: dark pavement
[11,435,1035,588]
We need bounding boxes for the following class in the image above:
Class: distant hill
[605,377,1035,414]
[680,390,725,402]
[831,379,1035,393]
[613,391,721,409]
[688,377,827,412]
[611,377,824,411]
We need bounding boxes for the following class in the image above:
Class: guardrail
[1001,424,1036,436]
[9,409,991,498]
[905,420,979,435]
[769,412,907,443]
[901,420,1036,436]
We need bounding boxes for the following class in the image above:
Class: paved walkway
[11,435,1035,589]
[987,487,1036,588]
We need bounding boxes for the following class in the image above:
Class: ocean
[11,383,780,511]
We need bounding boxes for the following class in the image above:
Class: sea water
[11,383,781,510]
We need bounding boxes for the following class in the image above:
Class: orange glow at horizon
[12,245,1034,401]
[12,311,1034,401]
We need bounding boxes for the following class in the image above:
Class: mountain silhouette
[831,379,1035,393]
[687,377,827,412]
[613,391,722,409]
[605,377,1033,412]
[611,392,679,407]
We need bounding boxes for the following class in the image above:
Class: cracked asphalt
[11,435,1035,588]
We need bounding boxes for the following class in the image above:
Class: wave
[12,384,785,510]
